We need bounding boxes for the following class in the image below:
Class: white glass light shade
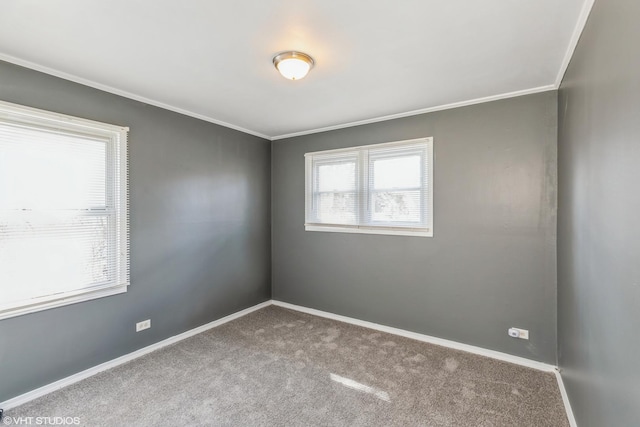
[273,51,315,80]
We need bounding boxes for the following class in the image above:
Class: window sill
[305,224,433,237]
[0,283,129,321]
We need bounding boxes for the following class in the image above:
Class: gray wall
[557,0,640,425]
[272,91,558,364]
[0,61,271,402]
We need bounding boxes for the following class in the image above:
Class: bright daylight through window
[305,137,433,237]
[0,101,129,320]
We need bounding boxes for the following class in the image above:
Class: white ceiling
[0,0,592,140]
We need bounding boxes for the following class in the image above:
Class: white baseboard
[273,301,580,422]
[554,369,578,427]
[273,300,579,422]
[272,300,556,372]
[2,298,576,426]
[0,300,272,410]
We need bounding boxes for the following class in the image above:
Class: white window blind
[310,154,358,225]
[305,137,433,237]
[0,100,129,320]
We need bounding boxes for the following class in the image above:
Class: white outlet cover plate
[136,320,151,332]
[508,327,529,340]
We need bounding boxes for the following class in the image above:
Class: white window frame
[0,100,129,320]
[305,137,433,237]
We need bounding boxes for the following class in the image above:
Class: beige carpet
[6,306,568,426]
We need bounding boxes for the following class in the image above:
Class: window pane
[316,192,357,224]
[317,161,356,192]
[371,190,421,223]
[372,155,421,190]
[0,126,107,210]
[0,212,112,305]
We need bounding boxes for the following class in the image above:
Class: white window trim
[0,100,130,320]
[304,137,433,238]
[0,285,128,321]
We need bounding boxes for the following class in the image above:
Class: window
[305,137,433,237]
[0,101,129,320]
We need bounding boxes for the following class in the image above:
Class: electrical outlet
[136,319,151,332]
[508,327,529,340]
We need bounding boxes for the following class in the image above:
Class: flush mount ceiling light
[273,51,315,81]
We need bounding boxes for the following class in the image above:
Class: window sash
[367,147,426,227]
[309,154,359,225]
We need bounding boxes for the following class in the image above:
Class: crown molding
[0,53,271,140]
[2,0,594,147]
[555,0,596,87]
[270,85,556,140]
